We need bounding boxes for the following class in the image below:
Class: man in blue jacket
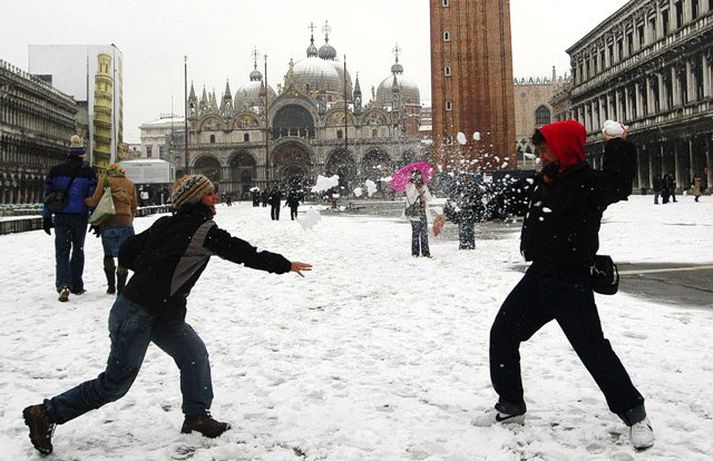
[43,135,97,302]
[23,174,312,455]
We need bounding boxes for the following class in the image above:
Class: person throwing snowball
[23,174,312,455]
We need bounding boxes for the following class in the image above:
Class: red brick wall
[430,0,516,171]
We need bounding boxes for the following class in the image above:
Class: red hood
[539,120,586,172]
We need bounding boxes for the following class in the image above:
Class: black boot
[181,411,230,438]
[116,267,128,294]
[104,256,116,294]
[104,268,116,294]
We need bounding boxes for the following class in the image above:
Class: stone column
[703,52,711,98]
[689,138,695,186]
[706,138,713,192]
[635,81,642,118]
[637,148,644,192]
[674,142,681,192]
[686,59,694,103]
[648,146,655,187]
[658,72,666,111]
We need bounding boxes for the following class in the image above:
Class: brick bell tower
[430,0,516,172]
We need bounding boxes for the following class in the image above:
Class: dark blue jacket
[43,156,97,219]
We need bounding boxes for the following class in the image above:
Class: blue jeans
[101,226,135,257]
[410,215,430,256]
[44,295,213,424]
[53,214,88,292]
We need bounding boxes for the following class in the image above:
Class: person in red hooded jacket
[472,120,654,450]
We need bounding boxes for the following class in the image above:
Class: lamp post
[264,54,270,186]
[184,55,189,173]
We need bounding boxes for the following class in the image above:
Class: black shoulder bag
[44,164,81,213]
[590,255,619,295]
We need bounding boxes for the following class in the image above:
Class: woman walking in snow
[84,163,137,294]
[405,169,442,257]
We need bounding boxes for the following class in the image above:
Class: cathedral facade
[171,25,424,196]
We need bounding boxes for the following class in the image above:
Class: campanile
[430,0,516,170]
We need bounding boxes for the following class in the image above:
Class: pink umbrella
[388,162,434,192]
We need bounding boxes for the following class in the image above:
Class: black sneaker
[181,411,230,438]
[23,404,55,455]
[70,288,86,295]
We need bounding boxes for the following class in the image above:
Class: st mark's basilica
[173,23,425,195]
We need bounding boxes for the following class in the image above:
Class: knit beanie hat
[538,120,586,172]
[171,174,214,208]
[106,163,125,176]
[68,135,86,156]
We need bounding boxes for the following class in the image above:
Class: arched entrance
[271,141,311,187]
[229,151,257,198]
[272,104,316,139]
[325,148,357,190]
[361,149,393,181]
[194,155,222,188]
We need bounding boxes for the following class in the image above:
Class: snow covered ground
[1,195,712,460]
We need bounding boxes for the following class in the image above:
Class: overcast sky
[1,0,629,143]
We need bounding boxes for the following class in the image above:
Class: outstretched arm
[486,175,537,220]
[205,226,310,275]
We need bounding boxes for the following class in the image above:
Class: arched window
[243,133,250,142]
[372,129,378,138]
[535,105,551,126]
[337,129,343,139]
[210,134,216,144]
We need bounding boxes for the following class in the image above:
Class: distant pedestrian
[269,187,283,220]
[139,188,150,207]
[285,189,301,220]
[444,174,485,250]
[22,174,312,456]
[692,174,702,202]
[225,193,233,207]
[664,172,677,202]
[652,174,663,205]
[260,188,269,207]
[84,163,137,295]
[42,135,97,302]
[405,170,441,257]
[251,188,260,207]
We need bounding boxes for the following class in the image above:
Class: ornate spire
[306,22,318,57]
[391,43,404,75]
[223,79,232,99]
[353,72,361,96]
[250,47,263,81]
[319,20,337,60]
[188,81,196,102]
[353,72,362,115]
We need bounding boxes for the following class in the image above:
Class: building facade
[139,114,185,161]
[429,0,516,171]
[174,25,424,197]
[0,59,78,204]
[29,44,124,173]
[555,0,713,193]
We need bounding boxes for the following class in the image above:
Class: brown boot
[23,404,55,455]
[181,411,230,438]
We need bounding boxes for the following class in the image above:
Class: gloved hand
[42,218,53,236]
[89,225,101,237]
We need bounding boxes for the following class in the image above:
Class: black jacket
[118,205,292,321]
[489,138,636,272]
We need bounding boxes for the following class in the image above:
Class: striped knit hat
[105,163,125,176]
[171,174,214,209]
[68,135,86,156]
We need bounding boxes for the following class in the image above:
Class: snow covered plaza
[0,196,711,460]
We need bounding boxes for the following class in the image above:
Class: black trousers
[290,206,298,220]
[270,204,280,220]
[489,266,645,424]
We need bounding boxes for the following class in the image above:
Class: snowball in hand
[298,208,322,230]
[456,132,467,145]
[602,120,626,137]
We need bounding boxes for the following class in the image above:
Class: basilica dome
[234,68,276,110]
[376,72,420,108]
[291,56,341,94]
